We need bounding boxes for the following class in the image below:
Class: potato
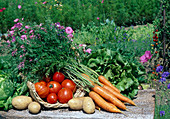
[83,97,95,114]
[28,102,41,114]
[68,97,85,110]
[12,96,32,110]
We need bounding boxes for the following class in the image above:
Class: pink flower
[11,26,15,30]
[21,35,27,40]
[29,35,35,39]
[67,34,73,39]
[29,30,34,34]
[2,8,6,10]
[29,58,32,62]
[12,49,17,56]
[12,36,16,42]
[97,17,100,20]
[101,0,104,3]
[20,45,24,48]
[43,1,47,4]
[0,9,3,12]
[14,18,19,22]
[20,29,25,32]
[6,40,10,44]
[144,51,152,59]
[18,5,21,9]
[25,25,30,29]
[61,26,65,29]
[79,44,86,48]
[9,30,14,36]
[140,51,153,63]
[22,18,24,20]
[65,27,73,34]
[15,22,23,28]
[86,48,92,54]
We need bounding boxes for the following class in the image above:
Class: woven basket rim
[27,81,86,108]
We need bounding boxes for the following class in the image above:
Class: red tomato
[47,81,62,94]
[35,82,49,98]
[53,72,65,83]
[61,79,76,93]
[39,80,47,86]
[58,88,73,104]
[47,93,58,104]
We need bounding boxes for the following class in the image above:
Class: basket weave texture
[27,81,85,108]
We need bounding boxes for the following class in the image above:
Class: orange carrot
[102,84,136,106]
[89,91,122,113]
[91,85,127,110]
[98,75,120,93]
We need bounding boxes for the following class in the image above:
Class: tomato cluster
[35,72,76,104]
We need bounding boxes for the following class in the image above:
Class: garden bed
[0,89,155,119]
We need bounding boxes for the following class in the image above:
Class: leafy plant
[82,48,146,99]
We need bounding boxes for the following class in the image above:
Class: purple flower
[18,5,21,9]
[159,111,165,116]
[65,27,73,34]
[14,18,19,22]
[161,72,170,78]
[159,78,166,83]
[132,39,137,42]
[156,66,163,72]
[167,83,170,89]
[101,0,104,3]
[35,2,37,4]
[86,48,92,54]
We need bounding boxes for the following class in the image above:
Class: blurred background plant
[0,0,160,33]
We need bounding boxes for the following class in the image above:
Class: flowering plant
[0,19,77,81]
[140,51,153,63]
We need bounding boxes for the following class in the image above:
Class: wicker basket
[27,81,86,108]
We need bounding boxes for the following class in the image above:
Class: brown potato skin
[12,96,32,110]
[68,97,85,110]
[83,97,95,114]
[28,102,41,114]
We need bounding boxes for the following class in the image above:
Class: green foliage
[0,0,160,33]
[0,19,76,82]
[82,48,146,99]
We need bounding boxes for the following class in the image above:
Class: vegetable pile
[62,63,137,114]
[34,72,76,104]
[0,20,143,116]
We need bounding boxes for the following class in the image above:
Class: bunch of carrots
[64,63,137,115]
